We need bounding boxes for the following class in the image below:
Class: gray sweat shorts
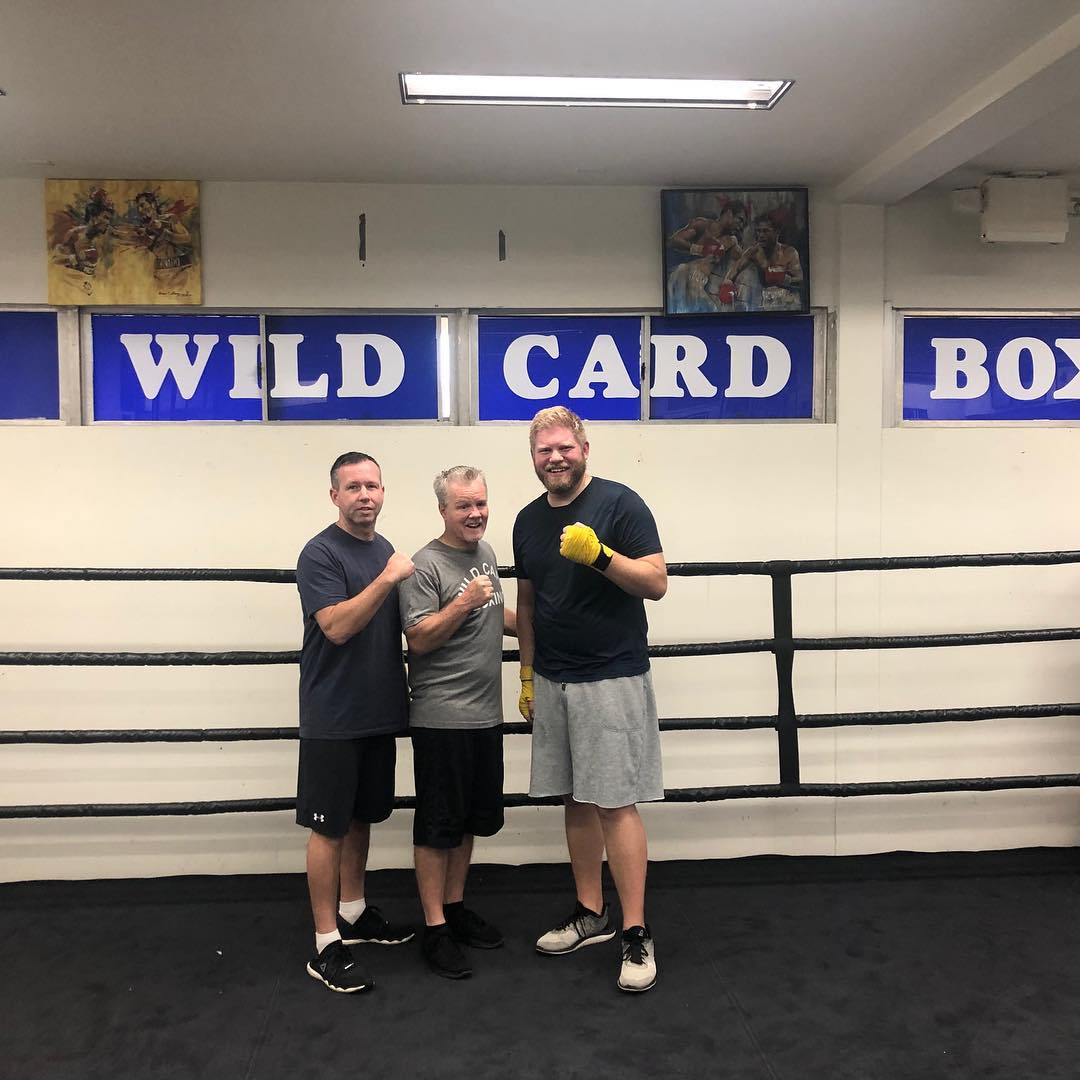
[528,670,664,808]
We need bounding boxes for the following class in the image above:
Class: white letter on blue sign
[725,336,791,398]
[227,335,262,400]
[268,334,328,398]
[336,335,405,397]
[1053,339,1080,398]
[649,336,716,398]
[996,337,1056,400]
[504,335,558,399]
[568,335,638,399]
[929,338,989,399]
[120,333,219,401]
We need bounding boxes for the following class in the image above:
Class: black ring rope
[6,703,1077,745]
[6,627,1080,667]
[4,549,1080,582]
[5,551,1080,820]
[5,773,1080,819]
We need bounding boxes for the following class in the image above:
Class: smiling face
[439,478,489,550]
[531,424,589,502]
[330,460,384,539]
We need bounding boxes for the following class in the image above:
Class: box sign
[478,314,816,421]
[477,316,643,421]
[649,315,815,420]
[87,311,821,422]
[92,314,439,421]
[93,313,262,421]
[903,316,1080,421]
[266,315,438,421]
[0,311,60,420]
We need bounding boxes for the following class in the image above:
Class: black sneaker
[306,940,373,994]
[339,904,416,946]
[446,905,504,949]
[422,924,472,979]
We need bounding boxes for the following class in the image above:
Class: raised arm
[404,574,494,656]
[314,551,414,645]
[601,550,668,601]
[559,523,668,601]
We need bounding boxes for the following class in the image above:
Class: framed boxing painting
[46,179,202,306]
[661,186,810,316]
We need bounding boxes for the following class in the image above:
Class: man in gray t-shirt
[398,466,516,980]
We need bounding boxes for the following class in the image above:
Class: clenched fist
[383,551,415,584]
[458,574,494,610]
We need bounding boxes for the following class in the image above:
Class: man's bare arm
[314,551,414,645]
[602,551,668,601]
[404,576,494,656]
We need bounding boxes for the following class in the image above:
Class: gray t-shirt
[399,538,505,730]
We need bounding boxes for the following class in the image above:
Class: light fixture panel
[400,73,792,110]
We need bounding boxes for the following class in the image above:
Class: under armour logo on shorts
[313,812,325,823]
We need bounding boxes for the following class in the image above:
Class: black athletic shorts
[411,726,504,849]
[295,733,398,838]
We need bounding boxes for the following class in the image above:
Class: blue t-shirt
[512,477,662,683]
[296,524,408,739]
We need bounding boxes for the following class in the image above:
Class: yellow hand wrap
[518,665,534,721]
[559,522,613,570]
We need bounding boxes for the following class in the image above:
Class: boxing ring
[4,549,1080,821]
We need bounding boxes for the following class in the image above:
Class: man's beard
[537,458,585,495]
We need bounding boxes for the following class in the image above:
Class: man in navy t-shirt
[295,451,417,994]
[513,407,667,994]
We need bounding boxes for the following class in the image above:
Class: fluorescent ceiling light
[400,73,791,110]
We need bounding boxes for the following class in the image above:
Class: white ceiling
[2,0,1080,200]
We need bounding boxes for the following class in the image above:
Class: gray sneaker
[617,925,657,992]
[536,901,615,955]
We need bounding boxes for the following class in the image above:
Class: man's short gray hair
[433,465,486,508]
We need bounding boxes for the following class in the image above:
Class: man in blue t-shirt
[295,451,417,994]
[513,407,667,994]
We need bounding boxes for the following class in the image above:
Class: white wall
[1,180,1078,882]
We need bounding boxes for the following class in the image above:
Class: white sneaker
[536,901,615,955]
[617,925,656,992]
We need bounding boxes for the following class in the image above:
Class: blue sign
[266,315,438,421]
[478,316,642,421]
[649,315,815,420]
[0,311,60,420]
[93,313,262,421]
[904,316,1080,421]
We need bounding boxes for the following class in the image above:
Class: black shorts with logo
[295,733,398,838]
[411,726,504,848]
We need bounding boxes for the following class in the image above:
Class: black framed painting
[661,187,810,315]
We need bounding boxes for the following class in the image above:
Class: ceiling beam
[835,11,1080,204]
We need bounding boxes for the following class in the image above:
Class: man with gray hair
[398,466,516,979]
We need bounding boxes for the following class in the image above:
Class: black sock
[444,900,465,918]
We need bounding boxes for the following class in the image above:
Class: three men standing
[296,415,666,995]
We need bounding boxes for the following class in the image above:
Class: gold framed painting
[46,179,202,305]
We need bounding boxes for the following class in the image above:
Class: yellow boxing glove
[559,522,613,571]
[518,665,535,720]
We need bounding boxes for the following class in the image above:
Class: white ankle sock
[315,929,341,954]
[338,898,367,925]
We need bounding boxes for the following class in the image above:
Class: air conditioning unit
[980,176,1068,244]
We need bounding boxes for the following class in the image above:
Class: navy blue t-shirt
[296,524,408,739]
[512,477,662,683]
